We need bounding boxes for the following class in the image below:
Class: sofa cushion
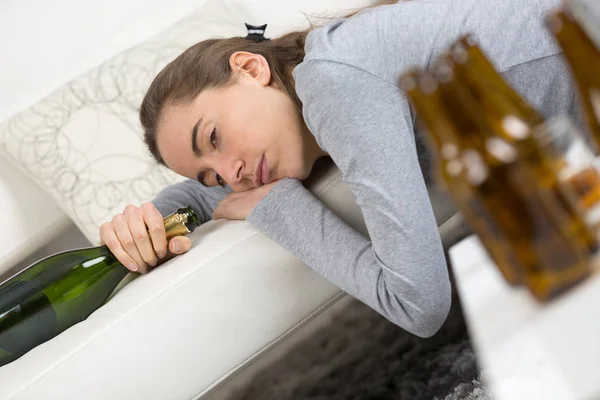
[0,0,373,244]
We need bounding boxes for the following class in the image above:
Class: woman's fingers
[99,203,191,274]
[169,236,192,255]
[113,212,148,273]
[125,204,158,270]
[100,222,140,273]
[141,202,168,259]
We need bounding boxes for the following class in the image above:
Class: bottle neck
[163,211,192,240]
[403,71,462,160]
[549,12,600,88]
[453,38,544,127]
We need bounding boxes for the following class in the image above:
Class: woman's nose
[224,159,244,186]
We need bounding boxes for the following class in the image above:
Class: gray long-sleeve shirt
[153,0,574,337]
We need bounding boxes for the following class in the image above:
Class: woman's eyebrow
[191,117,203,157]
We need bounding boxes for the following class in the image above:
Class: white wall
[0,0,375,122]
[0,0,209,122]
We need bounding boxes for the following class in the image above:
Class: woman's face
[156,51,325,192]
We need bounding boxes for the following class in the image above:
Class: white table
[449,235,600,400]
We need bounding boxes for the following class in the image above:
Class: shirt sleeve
[247,60,451,337]
[151,178,231,221]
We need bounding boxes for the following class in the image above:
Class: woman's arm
[247,61,451,337]
[152,179,231,221]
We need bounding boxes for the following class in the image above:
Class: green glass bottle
[0,206,199,368]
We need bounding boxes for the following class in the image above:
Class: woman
[100,0,571,337]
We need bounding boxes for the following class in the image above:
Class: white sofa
[0,1,468,398]
[0,155,467,400]
[0,156,357,399]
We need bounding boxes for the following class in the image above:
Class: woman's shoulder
[297,0,562,85]
[298,1,450,82]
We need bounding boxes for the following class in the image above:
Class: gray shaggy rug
[227,289,492,400]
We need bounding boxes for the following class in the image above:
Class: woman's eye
[210,128,217,148]
[216,174,225,187]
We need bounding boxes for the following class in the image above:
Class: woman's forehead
[159,102,197,133]
[159,85,237,135]
[156,106,192,152]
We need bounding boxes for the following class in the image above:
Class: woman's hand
[99,202,192,274]
[212,181,279,220]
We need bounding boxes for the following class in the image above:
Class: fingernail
[158,251,166,259]
[172,241,180,252]
[128,263,138,272]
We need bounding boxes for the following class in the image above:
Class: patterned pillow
[0,0,372,244]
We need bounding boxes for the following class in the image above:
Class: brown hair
[140,0,399,165]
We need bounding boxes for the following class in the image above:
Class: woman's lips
[255,155,268,187]
[261,156,270,184]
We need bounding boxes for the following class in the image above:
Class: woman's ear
[229,51,271,86]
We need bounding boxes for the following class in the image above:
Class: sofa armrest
[0,219,344,399]
[0,154,70,277]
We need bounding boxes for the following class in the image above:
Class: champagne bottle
[0,206,199,368]
[435,58,592,301]
[546,9,600,152]
[401,70,522,285]
[450,38,599,254]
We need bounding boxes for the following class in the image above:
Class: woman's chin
[297,166,314,181]
[276,160,321,182]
